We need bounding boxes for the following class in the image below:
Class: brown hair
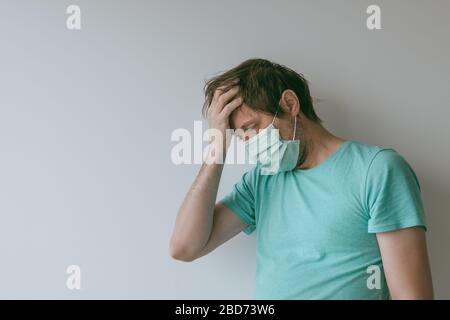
[202,58,322,123]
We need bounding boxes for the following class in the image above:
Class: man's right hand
[206,82,243,156]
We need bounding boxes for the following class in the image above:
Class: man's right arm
[169,82,247,262]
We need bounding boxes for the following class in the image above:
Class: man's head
[203,58,322,142]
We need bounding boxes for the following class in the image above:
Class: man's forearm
[169,144,225,261]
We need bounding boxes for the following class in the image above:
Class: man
[169,58,433,299]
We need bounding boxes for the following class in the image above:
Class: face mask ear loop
[271,109,279,126]
[292,116,297,141]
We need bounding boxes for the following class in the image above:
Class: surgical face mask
[245,110,300,175]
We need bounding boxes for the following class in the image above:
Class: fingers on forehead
[212,80,240,102]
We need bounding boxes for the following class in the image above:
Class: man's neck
[297,120,345,170]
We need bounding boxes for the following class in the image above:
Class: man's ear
[279,89,300,117]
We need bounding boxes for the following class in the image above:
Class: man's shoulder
[347,139,395,163]
[347,139,412,176]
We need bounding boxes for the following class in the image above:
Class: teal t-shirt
[220,140,427,299]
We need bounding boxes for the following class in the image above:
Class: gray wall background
[0,0,449,299]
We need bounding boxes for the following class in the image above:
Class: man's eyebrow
[238,119,253,130]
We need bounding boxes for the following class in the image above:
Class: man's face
[229,103,296,142]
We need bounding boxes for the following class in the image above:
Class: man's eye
[235,126,256,141]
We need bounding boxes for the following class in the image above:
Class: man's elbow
[169,241,198,262]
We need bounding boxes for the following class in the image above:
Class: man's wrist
[204,140,227,165]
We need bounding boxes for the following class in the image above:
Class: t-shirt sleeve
[365,148,427,233]
[219,168,258,235]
